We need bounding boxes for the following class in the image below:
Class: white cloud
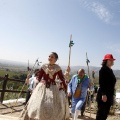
[79,0,113,24]
[91,2,112,23]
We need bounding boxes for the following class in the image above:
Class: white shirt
[28,76,39,91]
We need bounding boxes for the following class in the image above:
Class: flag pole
[68,45,72,67]
[86,52,92,119]
[68,34,73,67]
[27,60,30,71]
[68,35,71,67]
[86,52,90,76]
[29,58,39,75]
[65,35,73,120]
[11,58,39,113]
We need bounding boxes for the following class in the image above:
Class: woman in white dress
[19,52,70,120]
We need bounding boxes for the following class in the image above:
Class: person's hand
[27,74,31,79]
[68,92,71,97]
[25,74,31,84]
[102,95,107,102]
[66,66,71,73]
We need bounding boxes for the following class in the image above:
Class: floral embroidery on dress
[46,68,56,79]
[42,64,61,79]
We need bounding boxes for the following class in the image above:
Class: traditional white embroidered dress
[19,64,69,120]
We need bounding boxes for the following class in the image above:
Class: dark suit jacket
[97,66,116,105]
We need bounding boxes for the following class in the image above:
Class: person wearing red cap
[96,54,116,120]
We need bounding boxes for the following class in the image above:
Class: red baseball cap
[103,54,116,61]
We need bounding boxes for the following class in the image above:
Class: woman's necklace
[48,64,55,70]
[46,64,56,79]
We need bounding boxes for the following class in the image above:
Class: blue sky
[0,0,120,69]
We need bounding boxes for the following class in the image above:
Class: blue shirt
[68,74,90,98]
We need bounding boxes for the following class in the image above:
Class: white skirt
[19,82,70,120]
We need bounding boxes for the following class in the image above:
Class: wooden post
[0,74,8,103]
[86,52,92,119]
[68,46,71,67]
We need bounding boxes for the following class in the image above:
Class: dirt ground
[0,102,120,120]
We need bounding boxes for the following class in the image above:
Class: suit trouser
[71,96,86,113]
[25,90,31,104]
[96,101,111,120]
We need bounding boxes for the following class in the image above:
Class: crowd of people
[18,52,116,120]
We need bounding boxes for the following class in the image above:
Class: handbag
[74,83,82,98]
[73,74,85,98]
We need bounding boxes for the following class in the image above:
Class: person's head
[102,54,115,68]
[34,69,39,76]
[77,69,85,79]
[48,52,58,64]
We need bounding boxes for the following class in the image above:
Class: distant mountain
[0,59,120,78]
[0,59,27,66]
[62,66,120,79]
[0,59,28,71]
